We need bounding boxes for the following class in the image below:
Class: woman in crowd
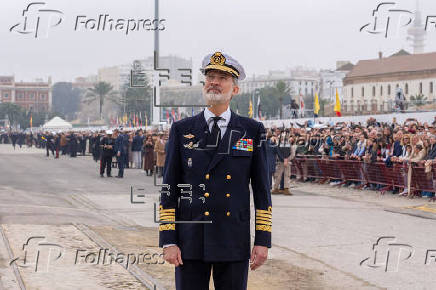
[143,135,155,176]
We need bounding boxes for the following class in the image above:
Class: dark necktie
[208,116,222,148]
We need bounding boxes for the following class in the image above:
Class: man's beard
[203,87,232,105]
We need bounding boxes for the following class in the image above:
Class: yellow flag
[248,99,253,118]
[334,89,341,117]
[314,93,320,116]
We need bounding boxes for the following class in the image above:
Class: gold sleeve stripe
[160,217,176,221]
[256,217,272,223]
[256,220,272,226]
[160,209,176,213]
[159,224,175,231]
[256,213,272,219]
[256,209,272,214]
[160,217,175,221]
[159,213,175,218]
[256,225,272,232]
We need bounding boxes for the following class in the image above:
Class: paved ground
[1,144,436,289]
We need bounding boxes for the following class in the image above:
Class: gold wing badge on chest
[184,141,194,149]
[183,133,198,149]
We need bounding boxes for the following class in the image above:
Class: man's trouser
[100,155,112,176]
[273,162,290,190]
[117,155,125,177]
[132,151,142,168]
[175,259,248,290]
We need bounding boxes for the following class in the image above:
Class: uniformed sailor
[159,52,272,290]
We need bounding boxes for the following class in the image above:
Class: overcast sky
[1,0,436,83]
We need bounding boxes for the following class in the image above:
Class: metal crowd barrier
[289,156,436,200]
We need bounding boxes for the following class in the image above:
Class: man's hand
[250,245,268,270]
[163,245,183,267]
[117,151,121,157]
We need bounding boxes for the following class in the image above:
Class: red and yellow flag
[334,89,341,117]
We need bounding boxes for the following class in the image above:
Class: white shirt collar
[204,106,231,127]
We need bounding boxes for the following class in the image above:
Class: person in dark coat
[160,52,271,290]
[132,131,144,169]
[114,130,128,178]
[143,134,154,175]
[79,134,87,156]
[10,132,18,149]
[99,131,115,177]
[69,133,77,157]
[17,133,25,148]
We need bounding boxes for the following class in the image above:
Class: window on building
[405,83,408,95]
[388,85,391,95]
[30,93,34,99]
[351,87,354,98]
[4,93,8,99]
[361,87,364,97]
[430,82,434,94]
[419,82,423,94]
[372,86,375,97]
[372,100,377,111]
[380,104,384,112]
[396,84,399,88]
[380,86,383,96]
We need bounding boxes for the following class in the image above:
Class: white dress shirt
[203,106,231,138]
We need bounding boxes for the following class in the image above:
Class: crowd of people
[265,116,436,198]
[1,115,436,197]
[0,128,169,179]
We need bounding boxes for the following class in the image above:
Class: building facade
[319,62,353,101]
[343,51,436,114]
[0,76,52,112]
[239,70,319,98]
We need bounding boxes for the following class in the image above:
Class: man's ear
[232,85,239,96]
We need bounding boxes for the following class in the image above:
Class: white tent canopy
[42,117,72,130]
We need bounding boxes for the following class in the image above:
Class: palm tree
[275,81,290,119]
[83,82,116,120]
[0,103,24,127]
[410,94,427,106]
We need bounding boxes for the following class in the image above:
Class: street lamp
[327,80,334,102]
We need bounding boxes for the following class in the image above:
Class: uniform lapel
[182,111,209,150]
[206,111,245,172]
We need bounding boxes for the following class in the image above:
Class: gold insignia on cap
[210,52,226,66]
[183,134,195,139]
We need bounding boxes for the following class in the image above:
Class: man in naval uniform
[159,52,272,290]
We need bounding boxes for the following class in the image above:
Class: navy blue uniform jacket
[159,111,272,262]
[114,134,128,155]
